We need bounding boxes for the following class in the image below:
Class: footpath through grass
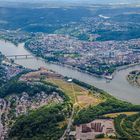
[47,78,102,109]
[104,112,139,118]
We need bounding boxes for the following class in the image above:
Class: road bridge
[6,54,33,59]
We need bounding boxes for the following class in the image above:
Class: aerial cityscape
[0,0,140,140]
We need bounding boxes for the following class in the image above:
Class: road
[60,83,76,140]
[60,108,75,140]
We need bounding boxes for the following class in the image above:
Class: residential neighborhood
[26,34,140,76]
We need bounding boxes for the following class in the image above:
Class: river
[0,40,140,104]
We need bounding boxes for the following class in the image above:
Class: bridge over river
[6,54,33,59]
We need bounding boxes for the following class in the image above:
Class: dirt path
[120,118,132,139]
[133,117,140,135]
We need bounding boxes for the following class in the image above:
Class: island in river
[127,70,140,87]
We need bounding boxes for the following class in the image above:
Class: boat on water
[104,75,113,80]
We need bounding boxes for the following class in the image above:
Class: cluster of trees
[0,7,91,32]
[0,31,32,46]
[74,98,140,124]
[0,79,68,101]
[127,70,140,87]
[114,114,128,138]
[83,62,132,76]
[0,52,7,87]
[9,103,72,140]
[96,29,140,41]
[0,66,6,87]
[85,65,116,76]
[95,12,140,41]
[0,70,69,102]
[0,72,72,140]
[0,69,72,140]
[0,52,3,63]
[114,113,140,139]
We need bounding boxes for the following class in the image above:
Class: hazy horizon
[0,0,140,5]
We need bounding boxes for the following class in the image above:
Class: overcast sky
[0,0,140,4]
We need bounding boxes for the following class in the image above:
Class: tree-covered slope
[9,103,72,140]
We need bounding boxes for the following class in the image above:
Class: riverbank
[5,67,140,140]
[24,42,140,81]
[127,70,140,88]
[1,39,140,80]
[0,39,140,104]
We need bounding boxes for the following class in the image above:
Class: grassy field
[47,78,102,109]
[104,112,139,118]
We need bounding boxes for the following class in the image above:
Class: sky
[0,0,140,4]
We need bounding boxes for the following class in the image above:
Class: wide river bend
[0,40,140,104]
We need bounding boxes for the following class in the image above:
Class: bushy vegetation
[114,114,127,138]
[3,74,71,140]
[74,98,140,124]
[114,113,140,139]
[0,52,6,87]
[0,7,92,32]
[0,69,68,100]
[127,70,140,87]
[0,78,68,103]
[0,69,73,140]
[9,103,72,140]
[96,29,140,41]
[0,65,6,86]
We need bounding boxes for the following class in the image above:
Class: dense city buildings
[25,34,140,77]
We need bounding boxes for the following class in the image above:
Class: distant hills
[0,0,140,9]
